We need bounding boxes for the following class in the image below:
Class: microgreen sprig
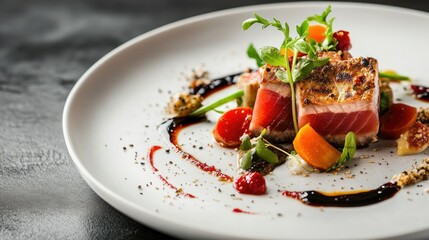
[306,5,336,51]
[326,132,357,172]
[242,7,333,133]
[239,129,279,170]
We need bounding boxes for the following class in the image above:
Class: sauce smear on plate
[163,116,233,182]
[282,182,400,207]
[147,145,196,198]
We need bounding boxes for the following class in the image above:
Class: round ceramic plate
[63,2,429,239]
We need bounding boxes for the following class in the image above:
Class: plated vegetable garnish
[158,6,429,206]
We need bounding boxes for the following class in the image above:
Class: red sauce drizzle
[232,208,254,214]
[282,182,400,207]
[163,116,233,182]
[147,145,196,198]
[148,145,161,172]
[158,175,196,198]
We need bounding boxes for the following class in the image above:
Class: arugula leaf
[246,44,264,67]
[327,132,357,172]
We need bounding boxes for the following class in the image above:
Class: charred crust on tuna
[303,98,311,105]
[309,87,332,94]
[336,72,352,82]
[353,75,366,86]
[295,55,379,147]
[361,58,369,67]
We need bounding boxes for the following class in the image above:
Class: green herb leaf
[242,18,259,30]
[327,132,356,172]
[307,5,331,25]
[379,92,390,115]
[254,14,270,27]
[246,44,264,67]
[240,134,252,151]
[189,90,244,116]
[275,68,289,82]
[296,19,309,37]
[240,150,253,170]
[255,139,279,164]
[293,57,329,82]
[260,46,286,67]
[379,71,410,81]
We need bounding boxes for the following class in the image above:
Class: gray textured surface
[0,0,428,239]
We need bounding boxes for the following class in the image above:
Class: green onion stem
[379,71,410,81]
[189,90,244,117]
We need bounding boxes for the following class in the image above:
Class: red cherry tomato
[233,172,266,195]
[380,103,417,139]
[212,107,252,148]
[333,30,352,52]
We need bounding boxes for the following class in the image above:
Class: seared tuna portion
[296,57,379,147]
[249,65,295,142]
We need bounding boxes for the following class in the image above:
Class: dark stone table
[1,0,427,239]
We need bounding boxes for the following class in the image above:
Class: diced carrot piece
[308,25,326,43]
[293,124,341,171]
[380,103,417,139]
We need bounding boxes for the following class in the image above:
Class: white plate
[63,2,429,239]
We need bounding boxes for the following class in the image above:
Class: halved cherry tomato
[212,107,252,148]
[380,103,417,139]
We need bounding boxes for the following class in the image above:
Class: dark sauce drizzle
[156,73,243,182]
[190,72,240,97]
[411,84,429,102]
[161,116,233,182]
[282,182,401,207]
[147,145,196,198]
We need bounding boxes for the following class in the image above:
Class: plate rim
[62,2,429,239]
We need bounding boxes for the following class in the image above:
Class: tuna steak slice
[296,57,379,147]
[249,66,295,142]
